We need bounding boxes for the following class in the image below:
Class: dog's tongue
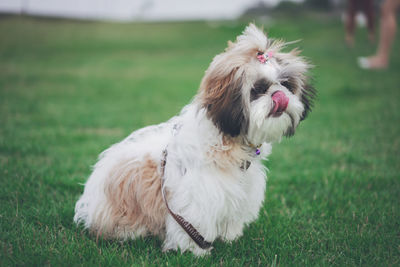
[271,91,289,114]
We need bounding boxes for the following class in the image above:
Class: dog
[74,24,316,256]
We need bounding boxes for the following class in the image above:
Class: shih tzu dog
[74,24,316,256]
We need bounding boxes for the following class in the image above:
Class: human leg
[359,0,400,69]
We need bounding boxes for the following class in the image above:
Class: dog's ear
[300,83,316,121]
[277,48,315,121]
[200,67,248,137]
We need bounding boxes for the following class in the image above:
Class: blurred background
[1,0,348,22]
[1,0,399,266]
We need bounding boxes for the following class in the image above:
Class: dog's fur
[74,24,316,255]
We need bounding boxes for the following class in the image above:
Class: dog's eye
[281,80,295,93]
[250,79,272,101]
[252,85,267,95]
[250,84,268,101]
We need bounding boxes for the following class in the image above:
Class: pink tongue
[271,91,289,113]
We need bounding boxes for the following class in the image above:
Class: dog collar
[248,143,262,155]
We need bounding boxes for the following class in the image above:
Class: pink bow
[257,51,274,63]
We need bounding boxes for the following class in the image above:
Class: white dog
[74,24,315,256]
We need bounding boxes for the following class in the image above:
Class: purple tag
[256,148,261,155]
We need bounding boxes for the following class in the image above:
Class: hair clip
[257,51,274,64]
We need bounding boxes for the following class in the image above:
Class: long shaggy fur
[74,24,315,256]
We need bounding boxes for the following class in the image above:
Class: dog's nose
[271,90,289,113]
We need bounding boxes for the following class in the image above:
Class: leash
[160,149,212,250]
[159,123,254,249]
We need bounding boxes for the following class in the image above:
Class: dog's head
[198,24,316,144]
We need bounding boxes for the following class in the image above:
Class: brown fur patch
[99,155,166,238]
[200,67,248,137]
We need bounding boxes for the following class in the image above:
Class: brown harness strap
[160,149,212,250]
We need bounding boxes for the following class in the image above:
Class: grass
[0,14,399,266]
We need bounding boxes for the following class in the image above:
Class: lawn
[0,14,399,266]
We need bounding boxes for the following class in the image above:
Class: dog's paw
[191,245,213,257]
[162,241,212,256]
[222,223,243,242]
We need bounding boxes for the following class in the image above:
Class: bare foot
[358,56,388,69]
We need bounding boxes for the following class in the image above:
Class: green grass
[1,14,399,266]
